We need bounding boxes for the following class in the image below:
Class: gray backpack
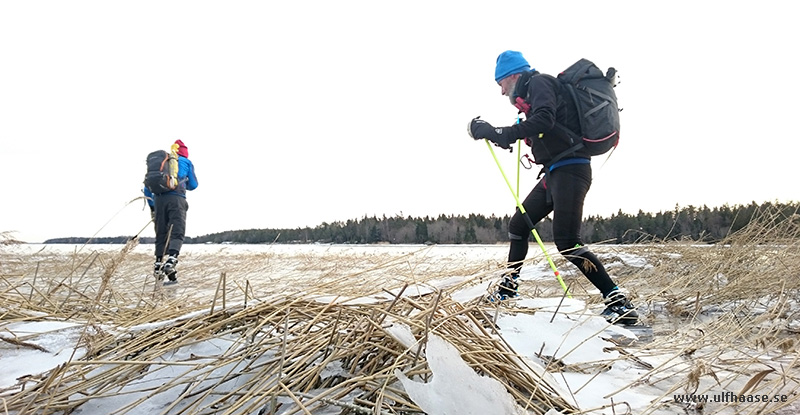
[143,150,177,194]
[551,58,621,163]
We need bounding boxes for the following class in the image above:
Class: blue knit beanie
[495,50,531,83]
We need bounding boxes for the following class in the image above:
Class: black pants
[154,194,188,259]
[507,163,617,296]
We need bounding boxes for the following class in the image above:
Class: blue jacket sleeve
[179,158,199,191]
[143,187,155,208]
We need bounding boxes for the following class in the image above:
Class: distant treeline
[44,201,798,245]
[44,236,158,244]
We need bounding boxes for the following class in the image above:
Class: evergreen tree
[415,221,429,244]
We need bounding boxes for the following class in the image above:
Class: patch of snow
[384,321,421,350]
[496,309,622,366]
[0,322,88,389]
[395,333,528,415]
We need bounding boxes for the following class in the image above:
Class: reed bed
[1,205,799,414]
[567,205,800,414]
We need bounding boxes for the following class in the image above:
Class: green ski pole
[485,139,571,298]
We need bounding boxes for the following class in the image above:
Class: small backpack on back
[552,58,621,163]
[144,149,178,194]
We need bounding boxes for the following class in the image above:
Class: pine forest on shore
[43,201,800,245]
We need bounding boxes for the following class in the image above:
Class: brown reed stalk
[2,206,799,415]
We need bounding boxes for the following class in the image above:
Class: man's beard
[506,78,519,106]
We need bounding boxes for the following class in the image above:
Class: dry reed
[0,204,799,414]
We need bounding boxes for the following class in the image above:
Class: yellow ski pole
[516,139,522,199]
[485,139,571,298]
[515,116,522,199]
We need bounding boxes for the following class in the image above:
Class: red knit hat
[175,140,189,158]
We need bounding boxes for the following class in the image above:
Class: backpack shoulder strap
[555,79,584,140]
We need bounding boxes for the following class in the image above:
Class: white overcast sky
[1,1,798,243]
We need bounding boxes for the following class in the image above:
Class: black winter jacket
[506,71,590,166]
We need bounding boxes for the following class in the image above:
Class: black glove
[467,117,513,149]
[149,206,156,221]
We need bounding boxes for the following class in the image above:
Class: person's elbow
[530,109,556,132]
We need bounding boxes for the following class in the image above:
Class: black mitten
[467,117,513,149]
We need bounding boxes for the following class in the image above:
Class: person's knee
[554,239,586,255]
[508,218,529,239]
[508,232,526,241]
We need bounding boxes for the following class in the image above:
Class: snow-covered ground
[2,243,798,414]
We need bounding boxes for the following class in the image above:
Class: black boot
[494,275,519,301]
[162,255,178,284]
[601,289,639,325]
[153,260,164,280]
